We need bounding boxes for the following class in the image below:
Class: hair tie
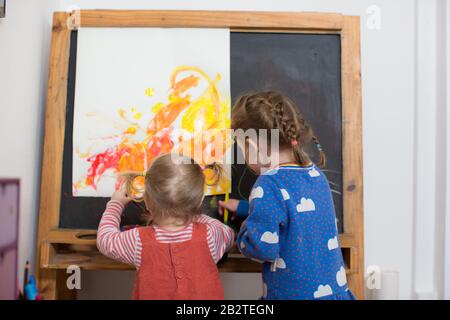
[291,140,298,146]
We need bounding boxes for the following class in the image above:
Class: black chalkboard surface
[230,33,343,232]
[59,31,343,233]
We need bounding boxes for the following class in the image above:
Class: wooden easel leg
[347,271,364,300]
[37,268,77,300]
[37,268,58,300]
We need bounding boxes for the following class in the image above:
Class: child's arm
[218,199,250,219]
[97,191,142,269]
[236,201,249,218]
[196,215,235,263]
[237,178,287,262]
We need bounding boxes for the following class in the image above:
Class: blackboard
[230,33,343,233]
[59,31,343,233]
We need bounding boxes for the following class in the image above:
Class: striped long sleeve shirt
[97,200,234,269]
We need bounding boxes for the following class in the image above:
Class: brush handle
[223,193,229,224]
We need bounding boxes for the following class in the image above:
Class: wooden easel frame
[36,10,364,299]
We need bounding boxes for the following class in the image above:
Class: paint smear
[73,66,231,197]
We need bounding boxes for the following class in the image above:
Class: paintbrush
[223,193,229,225]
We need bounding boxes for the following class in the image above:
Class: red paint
[85,147,124,188]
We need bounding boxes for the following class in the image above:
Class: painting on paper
[72,28,231,197]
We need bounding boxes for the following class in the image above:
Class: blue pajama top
[236,164,354,300]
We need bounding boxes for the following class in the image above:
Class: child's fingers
[218,200,227,215]
[218,200,230,209]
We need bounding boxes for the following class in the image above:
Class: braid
[264,94,312,166]
[231,91,326,168]
[269,96,296,143]
[312,135,326,167]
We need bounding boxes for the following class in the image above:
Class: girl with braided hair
[219,91,354,300]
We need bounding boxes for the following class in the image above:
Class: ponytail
[120,172,146,202]
[119,160,225,204]
[203,162,224,186]
[291,142,311,167]
[312,136,326,168]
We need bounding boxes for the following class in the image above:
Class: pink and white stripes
[97,200,234,270]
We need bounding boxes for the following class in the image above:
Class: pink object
[0,179,20,300]
[291,140,298,146]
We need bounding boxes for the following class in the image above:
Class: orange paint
[75,66,231,196]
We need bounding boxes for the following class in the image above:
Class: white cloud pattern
[260,231,279,244]
[314,284,333,298]
[249,186,264,202]
[280,189,290,200]
[328,236,338,250]
[336,266,347,287]
[308,169,320,177]
[296,197,316,212]
[272,257,286,270]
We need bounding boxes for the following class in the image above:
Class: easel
[36,10,364,299]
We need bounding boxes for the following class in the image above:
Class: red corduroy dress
[132,223,224,300]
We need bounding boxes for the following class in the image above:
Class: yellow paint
[124,126,137,135]
[133,112,142,120]
[145,87,155,97]
[151,102,165,114]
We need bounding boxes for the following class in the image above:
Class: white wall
[0,0,447,299]
[412,0,448,300]
[445,0,450,301]
[0,0,55,289]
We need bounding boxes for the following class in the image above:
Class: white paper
[72,28,231,197]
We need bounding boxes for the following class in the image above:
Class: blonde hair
[122,153,222,226]
[231,91,326,167]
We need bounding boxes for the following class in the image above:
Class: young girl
[219,91,354,300]
[97,153,234,300]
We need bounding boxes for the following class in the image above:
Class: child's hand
[218,199,239,221]
[111,182,132,206]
